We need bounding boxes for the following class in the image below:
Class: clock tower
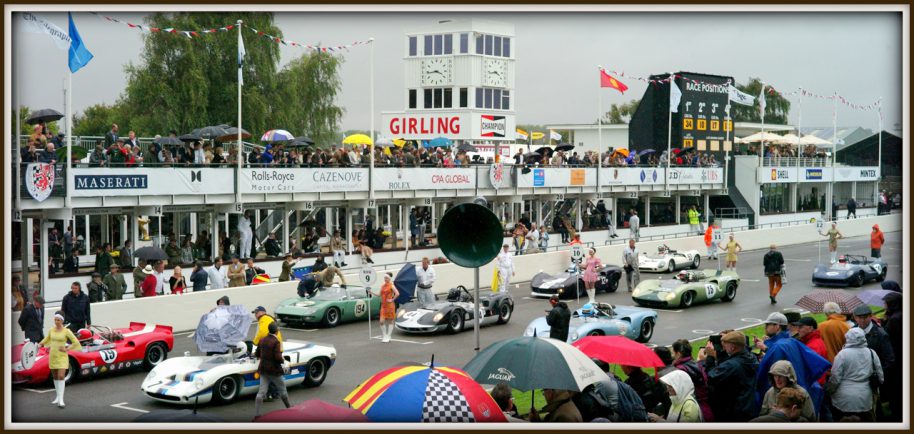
[382,19,516,142]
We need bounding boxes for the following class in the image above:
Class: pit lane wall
[11,214,900,344]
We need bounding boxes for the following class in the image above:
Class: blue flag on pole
[67,13,93,73]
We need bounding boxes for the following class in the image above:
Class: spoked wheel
[323,308,341,328]
[213,376,239,404]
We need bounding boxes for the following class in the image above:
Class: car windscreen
[310,287,346,301]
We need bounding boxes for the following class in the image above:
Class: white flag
[758,85,767,115]
[550,130,561,141]
[238,32,246,86]
[669,80,682,113]
[19,12,71,51]
[728,85,755,106]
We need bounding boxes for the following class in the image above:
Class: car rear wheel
[304,358,328,387]
[322,308,341,328]
[667,260,676,272]
[877,268,887,282]
[588,330,604,336]
[495,303,513,325]
[721,282,737,302]
[691,255,700,269]
[64,358,80,385]
[852,272,865,288]
[636,319,654,343]
[680,291,694,308]
[213,376,239,404]
[143,342,168,371]
[446,311,464,334]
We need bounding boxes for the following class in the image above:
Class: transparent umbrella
[193,305,253,354]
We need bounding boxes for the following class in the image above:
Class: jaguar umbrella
[133,246,169,261]
[343,361,506,422]
[26,108,64,124]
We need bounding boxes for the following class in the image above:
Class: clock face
[484,59,507,87]
[422,58,452,86]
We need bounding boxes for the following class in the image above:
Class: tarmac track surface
[11,233,902,423]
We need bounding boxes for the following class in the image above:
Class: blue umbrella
[193,304,253,354]
[292,266,314,281]
[393,264,418,304]
[854,289,895,308]
[428,137,453,148]
[639,149,656,156]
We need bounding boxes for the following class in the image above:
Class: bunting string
[247,27,372,52]
[90,12,235,38]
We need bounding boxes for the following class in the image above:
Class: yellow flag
[531,132,545,140]
[491,267,500,293]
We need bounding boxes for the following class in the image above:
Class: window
[434,34,443,55]
[502,90,510,110]
[459,33,468,53]
[484,88,493,108]
[493,89,502,109]
[475,88,483,108]
[424,88,433,109]
[472,88,511,110]
[432,89,442,108]
[444,34,453,54]
[459,88,468,108]
[444,88,453,108]
[503,37,510,57]
[493,36,502,57]
[485,35,493,55]
[476,34,483,54]
[408,89,417,109]
[424,35,433,55]
[408,36,417,56]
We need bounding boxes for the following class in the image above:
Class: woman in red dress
[371,273,399,343]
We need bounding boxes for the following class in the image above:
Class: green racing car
[275,285,381,327]
[631,269,740,308]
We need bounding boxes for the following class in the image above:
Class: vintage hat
[721,331,747,346]
[764,312,789,326]
[852,305,873,316]
[792,317,818,329]
[142,265,154,274]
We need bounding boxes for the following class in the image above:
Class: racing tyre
[667,260,676,273]
[143,342,168,371]
[213,376,240,404]
[877,268,887,282]
[64,358,80,385]
[607,274,620,293]
[852,272,865,288]
[691,255,701,269]
[446,310,465,334]
[322,308,341,328]
[680,291,694,308]
[721,282,737,302]
[636,319,654,343]
[304,358,328,387]
[587,330,604,337]
[495,303,513,325]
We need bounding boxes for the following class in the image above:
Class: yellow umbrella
[611,148,630,158]
[343,134,373,146]
[393,138,406,148]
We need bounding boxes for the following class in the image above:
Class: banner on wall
[240,168,368,193]
[517,167,597,188]
[599,167,666,185]
[71,168,234,196]
[372,168,476,190]
[833,167,879,182]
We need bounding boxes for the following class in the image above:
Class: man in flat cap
[702,330,759,422]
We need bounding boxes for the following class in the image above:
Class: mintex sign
[381,111,515,141]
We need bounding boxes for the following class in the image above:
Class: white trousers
[239,232,253,259]
[499,268,512,292]
[333,250,346,265]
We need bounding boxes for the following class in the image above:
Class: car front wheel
[680,291,694,308]
[213,376,239,404]
[691,255,700,269]
[446,311,464,334]
[304,358,328,387]
[636,319,654,343]
[721,282,738,302]
[852,272,865,288]
[323,308,341,328]
[667,260,676,272]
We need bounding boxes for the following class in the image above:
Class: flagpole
[876,99,882,207]
[759,82,765,159]
[65,70,72,209]
[14,53,22,218]
[236,20,243,205]
[369,37,375,207]
[596,65,602,198]
[665,72,674,192]
[724,81,731,199]
[796,86,802,187]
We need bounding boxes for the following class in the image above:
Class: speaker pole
[474,266,480,352]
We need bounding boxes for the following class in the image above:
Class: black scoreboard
[628,71,734,154]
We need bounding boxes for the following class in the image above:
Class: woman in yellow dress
[717,233,742,271]
[39,312,82,408]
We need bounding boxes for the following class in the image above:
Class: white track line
[110,402,150,413]
[22,388,54,394]
[371,335,433,345]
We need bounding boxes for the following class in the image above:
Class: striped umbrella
[251,274,272,285]
[343,363,506,423]
[463,336,610,392]
[261,129,295,143]
[795,289,864,313]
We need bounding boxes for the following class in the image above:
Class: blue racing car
[523,302,658,343]
[812,254,887,287]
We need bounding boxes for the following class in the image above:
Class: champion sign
[480,115,506,138]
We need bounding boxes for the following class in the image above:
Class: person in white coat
[496,244,515,292]
[206,257,229,290]
[238,211,253,260]
[827,327,884,421]
[415,257,437,305]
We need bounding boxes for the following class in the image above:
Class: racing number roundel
[20,342,38,370]
[100,349,118,364]
[354,300,368,317]
[704,284,716,299]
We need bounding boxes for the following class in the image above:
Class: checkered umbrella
[795,289,864,313]
[343,363,506,423]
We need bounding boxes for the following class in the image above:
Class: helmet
[77,329,92,341]
[838,255,847,264]
[447,287,462,302]
[677,271,689,282]
[234,341,248,355]
[581,303,595,316]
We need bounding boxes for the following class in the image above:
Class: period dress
[725,241,739,262]
[582,257,601,284]
[826,228,840,251]
[380,281,396,320]
[39,327,82,370]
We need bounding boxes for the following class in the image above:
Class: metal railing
[714,207,752,220]
[364,241,598,273]
[761,157,830,167]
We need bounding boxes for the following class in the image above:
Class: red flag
[600,69,628,94]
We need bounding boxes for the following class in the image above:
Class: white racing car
[638,244,701,273]
[141,340,335,405]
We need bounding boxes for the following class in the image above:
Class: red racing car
[12,322,174,385]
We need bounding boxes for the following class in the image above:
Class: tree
[731,77,791,125]
[273,52,344,146]
[602,99,640,124]
[72,102,123,137]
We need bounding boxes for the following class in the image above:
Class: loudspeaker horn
[436,202,502,268]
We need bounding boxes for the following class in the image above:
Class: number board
[713,230,722,242]
[816,220,824,230]
[360,266,377,286]
[673,73,732,147]
[571,245,585,263]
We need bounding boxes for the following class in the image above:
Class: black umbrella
[26,108,64,124]
[134,246,168,261]
[457,143,478,152]
[523,152,542,161]
[555,143,574,152]
[192,125,229,140]
[134,409,226,423]
[179,133,202,142]
[291,136,315,146]
[533,146,552,155]
[215,127,252,142]
[155,136,183,147]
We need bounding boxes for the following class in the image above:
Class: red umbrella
[672,148,682,154]
[254,399,369,423]
[572,336,664,368]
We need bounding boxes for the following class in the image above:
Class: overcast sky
[11,8,904,135]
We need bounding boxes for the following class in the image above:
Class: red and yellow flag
[600,69,628,94]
